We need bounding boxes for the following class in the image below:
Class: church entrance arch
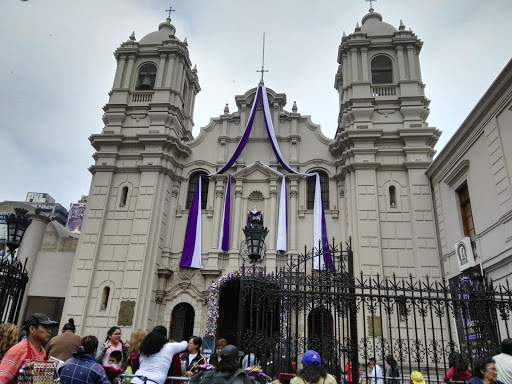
[205,270,282,349]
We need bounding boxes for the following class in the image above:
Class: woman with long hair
[444,352,470,383]
[59,335,110,384]
[290,350,336,384]
[126,329,146,373]
[131,326,187,384]
[96,326,127,367]
[46,318,82,361]
[0,323,19,359]
[385,355,399,384]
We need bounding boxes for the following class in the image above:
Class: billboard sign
[66,203,86,232]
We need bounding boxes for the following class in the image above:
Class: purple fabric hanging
[180,176,202,267]
[219,176,231,252]
[320,199,334,270]
[213,87,261,175]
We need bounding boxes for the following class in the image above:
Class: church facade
[61,9,443,340]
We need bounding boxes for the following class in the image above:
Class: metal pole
[348,238,359,384]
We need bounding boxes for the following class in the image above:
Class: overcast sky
[1,0,510,209]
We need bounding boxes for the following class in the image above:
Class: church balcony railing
[131,91,154,103]
[371,84,397,97]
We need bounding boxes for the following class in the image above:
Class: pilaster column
[342,53,348,87]
[16,212,52,326]
[350,48,359,82]
[268,184,277,250]
[122,55,136,89]
[406,46,417,79]
[361,48,369,81]
[163,185,180,253]
[289,180,299,252]
[113,56,126,89]
[165,56,175,88]
[396,46,406,81]
[211,180,225,249]
[231,183,243,250]
[155,54,167,87]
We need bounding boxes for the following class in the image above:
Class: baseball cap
[410,371,426,384]
[23,313,58,329]
[221,345,244,358]
[302,350,321,367]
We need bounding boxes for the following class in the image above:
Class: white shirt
[493,353,512,384]
[132,341,187,384]
[371,364,384,384]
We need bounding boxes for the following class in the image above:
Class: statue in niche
[248,206,263,227]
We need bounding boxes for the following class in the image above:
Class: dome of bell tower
[360,9,398,36]
[139,18,177,45]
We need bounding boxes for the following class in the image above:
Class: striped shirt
[0,339,47,384]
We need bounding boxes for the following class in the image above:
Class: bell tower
[330,9,442,278]
[61,18,199,335]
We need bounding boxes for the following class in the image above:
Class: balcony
[131,91,153,103]
[371,85,397,97]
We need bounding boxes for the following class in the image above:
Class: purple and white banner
[180,175,203,269]
[218,176,231,252]
[180,86,333,270]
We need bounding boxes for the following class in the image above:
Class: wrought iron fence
[233,239,512,383]
[0,254,29,324]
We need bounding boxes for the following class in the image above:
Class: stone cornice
[443,160,470,187]
[403,161,431,169]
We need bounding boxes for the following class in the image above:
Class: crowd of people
[0,312,511,384]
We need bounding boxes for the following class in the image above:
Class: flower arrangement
[205,269,288,338]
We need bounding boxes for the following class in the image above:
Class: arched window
[136,63,157,90]
[371,55,393,84]
[120,186,128,207]
[101,287,110,311]
[170,303,195,341]
[389,185,396,208]
[307,171,329,210]
[186,172,209,210]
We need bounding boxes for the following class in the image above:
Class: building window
[187,172,209,210]
[120,186,128,207]
[170,303,195,341]
[457,182,475,238]
[136,63,157,90]
[101,287,110,311]
[307,171,329,210]
[371,55,393,84]
[389,185,397,208]
[183,82,188,110]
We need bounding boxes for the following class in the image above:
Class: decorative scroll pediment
[231,161,282,181]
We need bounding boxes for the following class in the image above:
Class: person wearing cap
[195,345,255,384]
[0,312,57,384]
[409,371,426,384]
[290,350,336,384]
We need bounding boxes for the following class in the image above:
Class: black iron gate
[234,239,512,382]
[0,255,29,324]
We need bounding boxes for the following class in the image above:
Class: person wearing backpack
[195,345,256,384]
[384,355,399,384]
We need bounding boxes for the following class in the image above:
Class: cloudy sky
[1,0,510,209]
